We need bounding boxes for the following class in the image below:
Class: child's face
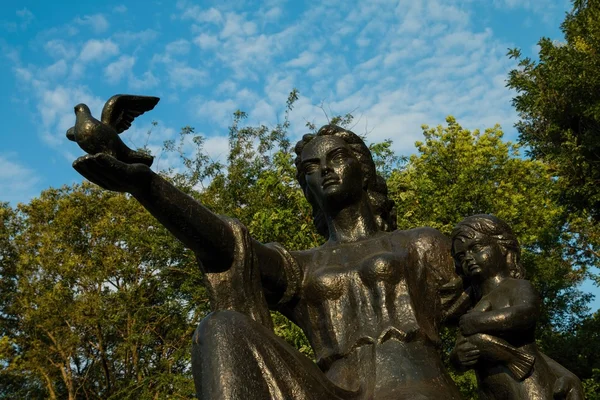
[452,231,506,280]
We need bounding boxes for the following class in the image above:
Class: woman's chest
[302,239,412,301]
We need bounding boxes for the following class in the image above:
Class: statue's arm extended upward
[73,153,289,298]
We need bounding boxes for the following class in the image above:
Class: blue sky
[2,0,598,308]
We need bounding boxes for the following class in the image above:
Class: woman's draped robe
[192,218,467,399]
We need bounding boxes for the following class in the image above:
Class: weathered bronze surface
[67,94,159,166]
[71,113,583,399]
[450,215,583,400]
[72,123,467,399]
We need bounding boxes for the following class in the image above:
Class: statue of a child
[450,214,583,400]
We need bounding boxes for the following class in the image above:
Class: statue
[450,214,584,400]
[71,121,466,399]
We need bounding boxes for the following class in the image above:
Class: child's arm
[459,280,540,336]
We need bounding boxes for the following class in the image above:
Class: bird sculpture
[66,94,160,166]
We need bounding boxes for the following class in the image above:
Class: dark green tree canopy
[507,0,600,220]
[1,92,598,398]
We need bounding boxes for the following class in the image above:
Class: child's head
[451,214,524,281]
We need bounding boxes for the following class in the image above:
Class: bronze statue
[66,94,159,166]
[450,214,583,400]
[72,123,465,399]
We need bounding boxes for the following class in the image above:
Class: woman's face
[452,230,506,281]
[300,135,364,211]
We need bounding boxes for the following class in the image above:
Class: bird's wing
[101,95,160,134]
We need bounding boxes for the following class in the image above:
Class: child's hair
[451,214,524,279]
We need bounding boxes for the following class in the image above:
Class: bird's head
[74,103,91,115]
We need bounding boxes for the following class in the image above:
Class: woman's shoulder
[389,226,451,250]
[288,245,328,268]
[390,227,457,286]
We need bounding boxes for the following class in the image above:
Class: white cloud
[261,7,282,22]
[104,55,136,83]
[44,39,77,59]
[129,71,160,90]
[203,135,229,163]
[168,66,207,89]
[3,0,563,187]
[74,14,109,34]
[194,98,238,126]
[113,29,159,46]
[79,39,119,63]
[181,6,223,24]
[43,60,68,79]
[166,39,191,55]
[193,33,219,49]
[285,51,317,68]
[0,154,40,204]
[113,5,128,13]
[216,80,237,95]
[221,12,257,38]
[16,8,34,29]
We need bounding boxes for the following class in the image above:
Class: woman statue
[73,124,465,399]
[450,214,583,400]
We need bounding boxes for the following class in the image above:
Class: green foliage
[0,186,204,399]
[507,0,600,221]
[583,368,600,400]
[2,88,598,398]
[388,116,600,396]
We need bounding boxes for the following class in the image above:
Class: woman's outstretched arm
[73,153,288,296]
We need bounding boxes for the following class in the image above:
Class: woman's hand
[73,153,152,195]
[451,336,480,370]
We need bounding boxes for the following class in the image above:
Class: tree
[507,0,600,220]
[387,117,600,397]
[0,185,205,399]
[3,89,598,398]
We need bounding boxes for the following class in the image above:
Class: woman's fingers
[73,154,128,192]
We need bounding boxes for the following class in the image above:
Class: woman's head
[451,214,524,281]
[294,124,396,237]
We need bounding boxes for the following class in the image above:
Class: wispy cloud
[44,39,77,60]
[2,8,35,32]
[2,0,566,183]
[16,8,34,29]
[493,0,571,22]
[0,154,40,204]
[193,33,219,49]
[168,66,207,89]
[113,29,159,46]
[79,39,119,63]
[74,14,109,34]
[180,5,223,24]
[104,55,136,83]
[113,5,128,14]
[165,39,191,55]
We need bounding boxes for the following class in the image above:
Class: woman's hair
[451,214,524,279]
[294,124,396,237]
